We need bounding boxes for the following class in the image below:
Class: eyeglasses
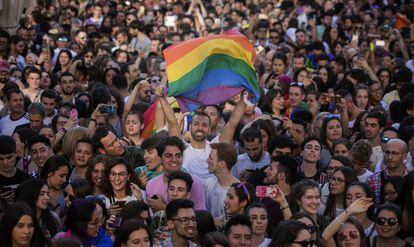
[292,240,314,247]
[236,183,251,202]
[384,151,405,156]
[171,216,197,225]
[329,176,345,184]
[337,230,359,241]
[326,166,340,173]
[110,171,128,179]
[290,82,304,87]
[307,225,317,234]
[376,217,398,226]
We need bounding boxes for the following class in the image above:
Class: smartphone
[352,35,359,43]
[165,16,177,27]
[256,186,278,198]
[100,105,116,114]
[334,95,341,104]
[110,216,123,228]
[115,201,126,208]
[70,109,78,119]
[375,40,385,47]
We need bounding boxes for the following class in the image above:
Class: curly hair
[350,139,372,167]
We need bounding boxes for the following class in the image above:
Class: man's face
[168,208,197,239]
[369,82,383,103]
[293,57,305,70]
[127,64,140,82]
[0,152,15,173]
[30,142,52,167]
[227,225,252,247]
[364,117,382,140]
[0,71,9,84]
[29,114,44,133]
[76,32,88,46]
[138,86,151,103]
[301,140,321,163]
[167,179,189,201]
[41,97,56,116]
[384,141,407,170]
[243,138,263,162]
[27,73,40,90]
[190,115,210,142]
[295,31,306,45]
[289,86,305,107]
[0,37,8,52]
[205,106,219,128]
[207,149,220,174]
[100,132,124,156]
[264,161,279,184]
[14,41,25,54]
[271,147,292,157]
[9,92,24,114]
[161,145,183,174]
[60,75,75,95]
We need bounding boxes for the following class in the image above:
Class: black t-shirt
[0,169,31,189]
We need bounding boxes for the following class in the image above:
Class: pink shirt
[146,173,206,210]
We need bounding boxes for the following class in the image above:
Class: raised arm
[219,93,246,143]
[155,86,180,137]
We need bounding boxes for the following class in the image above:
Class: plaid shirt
[367,168,409,204]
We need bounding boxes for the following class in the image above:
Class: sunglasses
[290,82,304,87]
[376,217,398,226]
[337,230,359,241]
[292,240,314,247]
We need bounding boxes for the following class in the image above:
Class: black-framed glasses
[292,240,314,247]
[307,225,317,234]
[376,217,398,226]
[337,230,359,241]
[329,176,345,184]
[171,216,197,225]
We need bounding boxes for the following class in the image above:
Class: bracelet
[280,205,289,210]
[335,217,344,225]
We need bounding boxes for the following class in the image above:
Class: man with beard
[16,135,53,177]
[231,127,271,180]
[40,90,57,126]
[262,155,299,229]
[364,111,386,171]
[146,137,206,211]
[0,60,10,86]
[92,127,144,168]
[0,88,29,136]
[159,199,198,247]
[181,96,246,180]
[58,72,87,123]
[15,102,45,135]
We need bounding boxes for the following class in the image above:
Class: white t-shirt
[358,169,373,183]
[0,113,29,136]
[370,146,383,172]
[258,238,272,247]
[204,176,238,218]
[231,152,271,179]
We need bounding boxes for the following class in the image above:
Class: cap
[0,60,10,73]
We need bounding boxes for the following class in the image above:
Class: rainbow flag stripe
[164,34,259,112]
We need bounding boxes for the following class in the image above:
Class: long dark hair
[324,166,358,219]
[120,201,150,225]
[100,156,139,199]
[291,179,320,213]
[15,178,61,237]
[320,116,345,151]
[0,202,47,247]
[40,155,70,181]
[65,199,96,246]
[114,219,153,247]
[85,155,107,192]
[53,49,73,74]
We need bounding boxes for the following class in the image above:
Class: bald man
[367,139,410,204]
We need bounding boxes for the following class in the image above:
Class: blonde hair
[61,126,88,158]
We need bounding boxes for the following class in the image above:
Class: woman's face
[335,43,343,56]
[225,187,244,215]
[125,114,141,136]
[105,69,117,85]
[40,72,51,89]
[297,70,309,83]
[356,89,369,109]
[78,95,90,109]
[375,209,400,238]
[109,164,130,193]
[12,215,34,247]
[56,116,69,132]
[264,51,274,71]
[272,58,285,75]
[74,142,93,167]
[330,170,346,195]
[39,127,55,145]
[326,119,342,141]
[92,162,105,188]
[126,229,151,247]
[35,184,50,210]
[318,68,328,83]
[379,71,390,85]
[248,207,268,236]
[86,208,101,238]
[293,229,312,247]
[296,217,317,241]
[333,144,350,157]
[59,52,70,66]
[330,28,338,40]
[384,183,398,202]
[298,188,321,215]
[346,185,367,207]
[337,222,361,247]
[84,52,94,65]
[117,52,128,64]
[260,129,269,151]
[47,166,69,190]
[327,159,344,178]
[271,93,285,111]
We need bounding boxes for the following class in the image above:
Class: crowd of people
[0,0,414,246]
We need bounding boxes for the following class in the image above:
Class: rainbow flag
[141,99,158,139]
[163,34,260,112]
